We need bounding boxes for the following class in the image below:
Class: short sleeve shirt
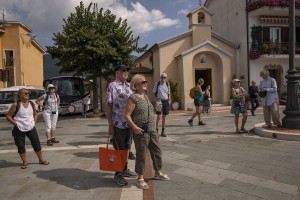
[106,79,133,129]
[152,81,170,101]
[43,93,59,113]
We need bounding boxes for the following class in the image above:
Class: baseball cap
[114,64,130,71]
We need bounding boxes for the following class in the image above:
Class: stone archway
[264,64,284,97]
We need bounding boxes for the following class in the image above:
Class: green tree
[46,1,147,113]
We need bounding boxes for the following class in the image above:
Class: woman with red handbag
[125,74,170,190]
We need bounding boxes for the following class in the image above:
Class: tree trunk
[99,76,103,112]
[92,77,100,114]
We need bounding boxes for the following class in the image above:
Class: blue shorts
[156,100,169,115]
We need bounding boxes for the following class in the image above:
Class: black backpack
[155,81,169,97]
[12,101,34,119]
[43,93,58,106]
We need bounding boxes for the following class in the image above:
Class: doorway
[195,69,212,95]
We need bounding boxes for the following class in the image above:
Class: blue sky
[0,0,204,56]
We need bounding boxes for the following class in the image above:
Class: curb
[254,123,300,141]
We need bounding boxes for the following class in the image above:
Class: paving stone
[251,186,293,200]
[218,179,256,194]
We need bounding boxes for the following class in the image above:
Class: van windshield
[0,91,18,103]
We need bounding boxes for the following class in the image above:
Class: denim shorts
[194,99,203,107]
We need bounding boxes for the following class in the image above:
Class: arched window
[198,12,205,24]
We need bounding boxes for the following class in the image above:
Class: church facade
[134,6,240,110]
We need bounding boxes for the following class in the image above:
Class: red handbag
[99,135,128,172]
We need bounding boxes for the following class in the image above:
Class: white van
[0,86,45,115]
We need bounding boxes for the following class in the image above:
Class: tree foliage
[46,1,148,113]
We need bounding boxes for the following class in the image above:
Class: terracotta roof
[130,66,153,74]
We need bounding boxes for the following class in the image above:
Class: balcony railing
[249,42,300,59]
[246,0,300,12]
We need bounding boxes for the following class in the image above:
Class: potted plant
[169,79,180,110]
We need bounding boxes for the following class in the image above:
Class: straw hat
[47,84,56,91]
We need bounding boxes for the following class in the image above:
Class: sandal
[153,173,170,181]
[236,129,243,133]
[21,163,28,169]
[39,161,49,165]
[241,128,249,133]
[136,179,149,190]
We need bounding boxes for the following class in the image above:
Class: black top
[249,85,258,98]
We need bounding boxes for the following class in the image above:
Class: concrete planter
[172,102,180,110]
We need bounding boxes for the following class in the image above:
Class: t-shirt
[152,82,170,101]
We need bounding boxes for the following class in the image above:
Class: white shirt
[14,103,35,132]
[43,93,59,113]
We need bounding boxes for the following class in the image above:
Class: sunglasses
[138,81,148,84]
[23,93,30,95]
[161,77,167,79]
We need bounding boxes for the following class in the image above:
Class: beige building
[205,0,300,97]
[0,21,45,89]
[134,6,239,110]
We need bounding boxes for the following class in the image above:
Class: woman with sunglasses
[125,74,170,190]
[6,88,49,169]
[36,84,60,146]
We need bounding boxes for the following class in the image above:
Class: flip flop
[21,163,28,169]
[39,161,49,165]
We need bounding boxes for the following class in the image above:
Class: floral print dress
[230,88,248,114]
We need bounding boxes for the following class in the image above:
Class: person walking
[6,88,49,169]
[152,73,171,137]
[230,79,248,133]
[106,64,137,186]
[258,69,281,128]
[36,84,60,146]
[125,74,170,190]
[204,85,211,114]
[188,78,206,126]
[249,80,260,116]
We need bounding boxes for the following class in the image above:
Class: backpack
[12,101,34,119]
[189,87,196,99]
[43,93,58,106]
[155,81,169,97]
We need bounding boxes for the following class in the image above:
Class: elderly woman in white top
[6,88,49,169]
[36,84,60,146]
[258,69,281,128]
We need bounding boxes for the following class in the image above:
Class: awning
[259,16,289,24]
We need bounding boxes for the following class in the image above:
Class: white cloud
[177,9,189,15]
[0,0,180,36]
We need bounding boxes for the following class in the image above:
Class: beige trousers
[133,131,162,175]
[263,102,281,126]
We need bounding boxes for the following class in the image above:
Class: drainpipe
[246,0,250,88]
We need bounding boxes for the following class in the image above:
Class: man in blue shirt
[249,81,260,116]
[258,70,281,128]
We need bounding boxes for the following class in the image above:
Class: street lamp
[282,0,300,129]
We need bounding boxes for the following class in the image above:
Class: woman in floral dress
[231,79,248,133]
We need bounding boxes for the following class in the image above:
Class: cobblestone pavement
[0,107,300,200]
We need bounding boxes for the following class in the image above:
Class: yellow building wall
[0,23,44,89]
[211,37,237,80]
[160,35,193,102]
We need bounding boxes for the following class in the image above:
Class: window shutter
[263,27,270,43]
[281,27,289,43]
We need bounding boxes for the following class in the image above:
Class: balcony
[249,42,300,59]
[246,0,300,12]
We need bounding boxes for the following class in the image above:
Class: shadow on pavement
[67,141,106,147]
[87,124,109,127]
[0,160,22,168]
[169,131,236,136]
[33,168,115,190]
[74,152,99,159]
